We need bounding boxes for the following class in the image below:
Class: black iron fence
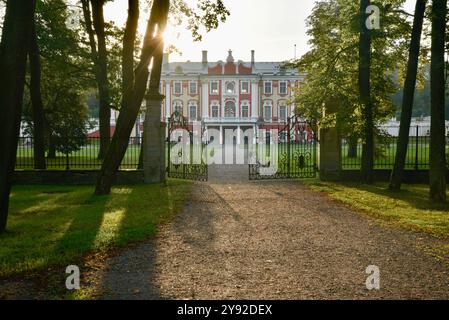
[341,125,449,170]
[16,136,142,170]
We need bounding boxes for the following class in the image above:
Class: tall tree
[95,0,169,195]
[0,0,36,233]
[94,0,229,194]
[359,0,374,184]
[81,0,111,160]
[28,19,47,169]
[389,0,427,191]
[429,0,447,202]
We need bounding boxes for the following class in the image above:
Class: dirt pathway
[96,178,449,300]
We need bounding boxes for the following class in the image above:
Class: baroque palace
[159,49,305,144]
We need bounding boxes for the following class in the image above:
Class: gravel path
[95,175,449,300]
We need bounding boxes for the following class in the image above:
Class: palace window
[264,81,272,94]
[211,104,220,118]
[241,104,249,118]
[279,105,287,120]
[241,81,250,94]
[189,105,197,120]
[210,81,219,95]
[174,81,182,95]
[174,101,183,115]
[279,81,288,95]
[224,101,236,118]
[189,81,198,95]
[226,82,235,94]
[264,103,272,120]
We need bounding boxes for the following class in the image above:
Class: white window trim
[225,81,235,94]
[189,104,197,119]
[279,105,287,120]
[224,101,236,118]
[210,81,219,95]
[173,100,183,114]
[189,81,198,95]
[279,81,288,95]
[173,81,183,95]
[211,103,220,118]
[240,81,250,94]
[264,102,272,120]
[241,102,250,118]
[264,81,273,95]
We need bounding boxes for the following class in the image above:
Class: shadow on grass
[326,181,449,212]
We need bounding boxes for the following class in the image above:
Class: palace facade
[159,50,305,144]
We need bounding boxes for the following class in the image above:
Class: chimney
[202,50,208,64]
[251,50,255,66]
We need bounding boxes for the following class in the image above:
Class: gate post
[143,93,166,184]
[319,100,342,181]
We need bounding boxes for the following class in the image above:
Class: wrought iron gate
[249,116,318,180]
[166,112,208,181]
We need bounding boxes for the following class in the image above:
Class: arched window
[226,82,235,94]
[264,103,272,120]
[224,101,236,118]
[173,101,183,115]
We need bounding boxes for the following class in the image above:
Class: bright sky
[105,0,416,63]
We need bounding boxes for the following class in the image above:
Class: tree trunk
[359,0,374,184]
[0,0,36,233]
[91,0,111,160]
[429,0,447,202]
[95,0,170,195]
[389,0,427,191]
[29,21,47,170]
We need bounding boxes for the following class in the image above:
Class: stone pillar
[237,125,241,145]
[144,94,166,184]
[319,101,341,181]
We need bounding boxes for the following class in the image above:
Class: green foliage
[290,0,413,140]
[22,0,93,154]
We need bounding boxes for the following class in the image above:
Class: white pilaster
[237,125,241,145]
[165,82,171,118]
[202,81,209,118]
[251,81,258,118]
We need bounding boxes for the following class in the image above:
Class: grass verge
[303,180,449,238]
[0,180,191,278]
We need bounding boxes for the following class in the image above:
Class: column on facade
[165,82,171,119]
[202,80,209,118]
[251,80,258,118]
[237,125,241,145]
[219,125,223,145]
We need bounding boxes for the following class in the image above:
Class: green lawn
[304,180,449,238]
[0,180,191,278]
[16,144,142,170]
[341,143,449,170]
